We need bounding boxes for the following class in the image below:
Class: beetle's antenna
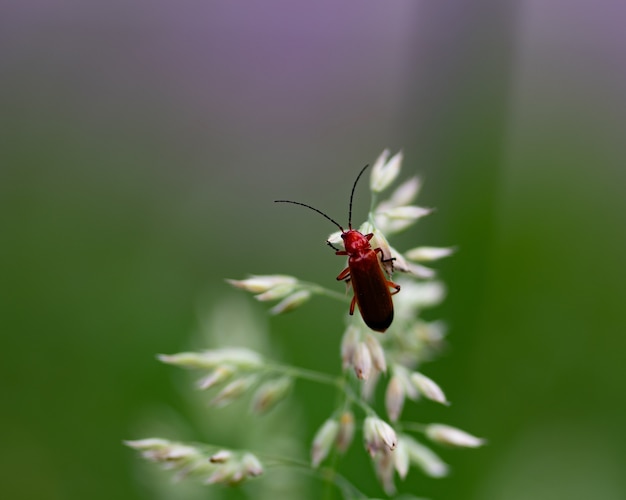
[348,164,369,229]
[275,200,344,232]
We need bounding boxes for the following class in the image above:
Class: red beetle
[275,165,400,332]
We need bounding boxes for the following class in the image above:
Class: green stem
[264,363,377,419]
[322,370,351,500]
[397,421,429,433]
[341,383,376,417]
[369,193,379,214]
[266,363,342,387]
[265,458,366,499]
[301,281,351,303]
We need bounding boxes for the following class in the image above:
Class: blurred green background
[2,1,626,499]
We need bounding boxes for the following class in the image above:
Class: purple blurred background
[2,1,625,499]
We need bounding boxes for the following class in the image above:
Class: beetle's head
[341,230,371,255]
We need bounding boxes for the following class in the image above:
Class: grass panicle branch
[126,150,484,498]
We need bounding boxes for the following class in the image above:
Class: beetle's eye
[341,233,347,239]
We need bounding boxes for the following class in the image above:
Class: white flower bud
[254,283,297,302]
[374,448,397,495]
[394,438,410,479]
[374,204,431,234]
[403,435,449,477]
[206,452,264,485]
[353,341,372,380]
[209,450,233,463]
[363,416,379,456]
[375,418,398,451]
[269,289,311,314]
[364,416,397,455]
[311,418,340,467]
[127,439,269,486]
[393,280,446,313]
[158,348,263,370]
[226,275,297,293]
[393,364,419,400]
[425,424,485,448]
[375,177,421,222]
[210,376,256,407]
[390,249,439,280]
[388,176,421,206]
[360,369,380,402]
[124,438,170,450]
[370,149,403,193]
[125,439,202,465]
[410,263,437,279]
[415,320,447,344]
[364,333,387,373]
[341,325,360,371]
[335,411,355,453]
[196,365,234,390]
[327,230,344,248]
[410,372,449,405]
[161,446,197,462]
[241,453,263,477]
[382,205,432,221]
[385,375,405,422]
[370,230,394,275]
[405,246,456,262]
[250,377,292,414]
[205,462,239,485]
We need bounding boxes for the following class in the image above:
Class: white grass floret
[405,246,456,262]
[426,424,485,448]
[370,149,403,193]
[410,372,449,405]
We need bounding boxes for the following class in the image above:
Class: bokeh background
[2,1,626,499]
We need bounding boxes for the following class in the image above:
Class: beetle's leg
[375,247,395,263]
[336,267,351,281]
[387,281,401,295]
[349,295,357,315]
[365,233,374,241]
[375,247,396,274]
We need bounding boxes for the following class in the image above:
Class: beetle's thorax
[341,230,371,256]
